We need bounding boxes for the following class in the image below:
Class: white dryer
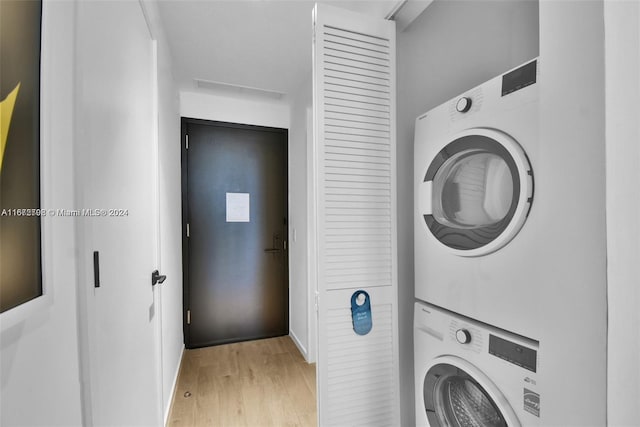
[414,59,540,337]
[415,301,540,427]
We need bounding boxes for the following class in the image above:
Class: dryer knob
[456,97,472,113]
[456,329,472,344]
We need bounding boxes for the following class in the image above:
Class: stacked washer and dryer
[414,59,543,426]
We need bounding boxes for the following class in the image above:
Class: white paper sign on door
[226,192,250,222]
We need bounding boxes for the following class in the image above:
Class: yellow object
[0,82,21,172]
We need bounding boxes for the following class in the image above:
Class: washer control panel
[416,301,539,371]
[449,320,483,353]
[489,334,537,372]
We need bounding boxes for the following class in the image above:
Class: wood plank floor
[167,336,317,427]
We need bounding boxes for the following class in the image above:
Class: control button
[456,329,472,344]
[456,97,472,113]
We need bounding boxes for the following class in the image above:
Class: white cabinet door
[312,4,400,425]
[76,1,162,425]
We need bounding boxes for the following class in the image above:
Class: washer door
[418,129,533,257]
[423,356,520,427]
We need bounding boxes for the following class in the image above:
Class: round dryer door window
[418,128,533,256]
[423,357,520,427]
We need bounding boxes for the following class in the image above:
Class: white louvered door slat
[312,3,399,426]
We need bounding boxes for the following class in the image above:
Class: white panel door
[76,1,162,425]
[312,4,399,425]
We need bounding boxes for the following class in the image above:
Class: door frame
[180,118,289,347]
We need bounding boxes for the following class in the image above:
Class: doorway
[181,119,289,348]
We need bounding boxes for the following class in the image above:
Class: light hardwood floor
[167,336,317,427]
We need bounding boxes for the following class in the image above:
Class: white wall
[139,1,185,421]
[537,1,607,423]
[0,1,84,425]
[180,91,290,129]
[395,1,539,423]
[605,1,640,424]
[288,77,312,361]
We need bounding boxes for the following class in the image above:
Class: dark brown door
[182,119,288,348]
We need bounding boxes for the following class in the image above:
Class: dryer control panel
[502,59,537,96]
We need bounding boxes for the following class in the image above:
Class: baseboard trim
[164,345,185,426]
[289,329,309,362]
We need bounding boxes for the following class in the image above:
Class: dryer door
[423,356,520,427]
[418,129,533,257]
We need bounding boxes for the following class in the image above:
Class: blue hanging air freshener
[351,290,372,335]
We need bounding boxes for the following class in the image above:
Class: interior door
[183,120,288,348]
[312,4,400,425]
[76,1,162,425]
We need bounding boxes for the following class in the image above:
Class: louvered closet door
[312,4,399,425]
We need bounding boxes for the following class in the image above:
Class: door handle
[93,251,100,288]
[265,232,284,254]
[151,270,167,287]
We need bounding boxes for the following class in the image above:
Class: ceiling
[156,0,430,100]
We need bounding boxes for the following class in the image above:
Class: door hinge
[185,134,189,150]
[186,223,190,237]
[186,309,191,325]
[315,292,319,312]
[284,240,287,251]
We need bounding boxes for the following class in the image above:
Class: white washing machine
[415,301,540,427]
[414,59,540,338]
